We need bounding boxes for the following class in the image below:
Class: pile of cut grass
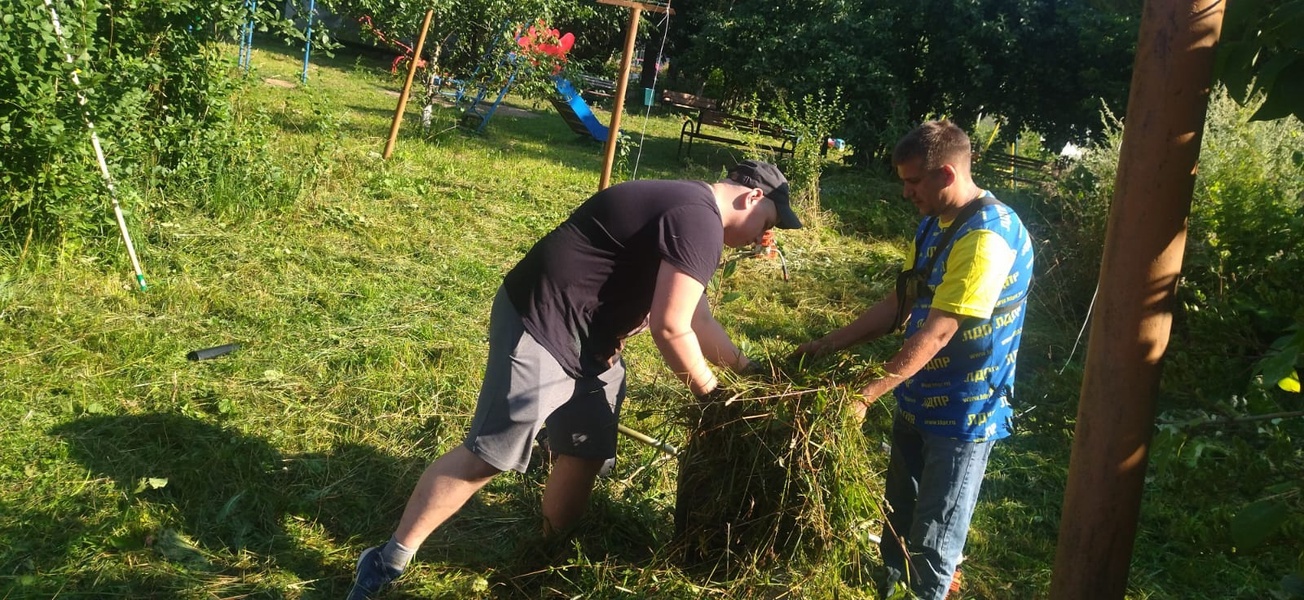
[671,360,888,597]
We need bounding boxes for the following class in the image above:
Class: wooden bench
[660,90,718,112]
[678,109,798,160]
[576,74,617,105]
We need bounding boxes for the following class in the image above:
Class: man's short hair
[892,120,972,171]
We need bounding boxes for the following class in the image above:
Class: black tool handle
[187,343,241,361]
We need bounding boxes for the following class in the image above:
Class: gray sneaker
[346,546,403,600]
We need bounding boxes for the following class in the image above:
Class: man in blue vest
[794,120,1034,599]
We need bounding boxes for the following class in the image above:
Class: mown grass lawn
[1,43,1296,599]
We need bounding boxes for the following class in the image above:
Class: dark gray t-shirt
[502,179,723,377]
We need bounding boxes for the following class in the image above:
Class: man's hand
[855,381,891,422]
[791,338,835,362]
[850,395,875,423]
[695,385,736,405]
[737,356,770,379]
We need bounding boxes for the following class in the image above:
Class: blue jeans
[878,414,995,600]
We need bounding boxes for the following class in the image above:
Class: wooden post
[596,0,672,191]
[1009,141,1017,190]
[383,9,435,160]
[1049,1,1224,598]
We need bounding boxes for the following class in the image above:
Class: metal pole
[238,0,248,70]
[383,9,435,159]
[300,0,315,83]
[617,423,677,456]
[598,5,641,191]
[42,0,147,291]
[1010,140,1017,190]
[1050,1,1224,597]
[240,0,256,72]
[247,1,257,68]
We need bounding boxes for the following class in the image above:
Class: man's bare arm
[690,293,751,372]
[794,290,907,359]
[856,308,963,417]
[649,261,717,395]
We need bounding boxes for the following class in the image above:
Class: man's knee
[551,454,608,482]
[442,445,505,481]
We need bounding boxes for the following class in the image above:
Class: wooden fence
[975,151,1065,188]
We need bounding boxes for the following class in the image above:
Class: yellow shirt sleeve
[931,229,1016,319]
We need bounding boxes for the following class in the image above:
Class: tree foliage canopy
[323,0,625,79]
[1215,0,1304,122]
[667,0,1137,161]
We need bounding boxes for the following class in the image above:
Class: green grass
[2,43,1300,599]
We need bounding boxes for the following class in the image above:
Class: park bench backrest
[661,91,718,110]
[699,109,788,139]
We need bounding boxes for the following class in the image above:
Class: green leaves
[671,0,1136,159]
[3,0,254,237]
[1215,0,1304,122]
[1255,325,1303,393]
[1232,498,1290,549]
[1250,60,1304,122]
[133,476,170,493]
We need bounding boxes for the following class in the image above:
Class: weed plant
[773,87,850,223]
[0,0,302,240]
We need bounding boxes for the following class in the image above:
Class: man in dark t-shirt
[348,161,803,599]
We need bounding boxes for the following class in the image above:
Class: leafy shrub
[1167,92,1304,599]
[1180,89,1304,399]
[1039,88,1304,404]
[0,0,289,239]
[772,87,847,219]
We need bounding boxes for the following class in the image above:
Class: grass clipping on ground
[671,361,884,590]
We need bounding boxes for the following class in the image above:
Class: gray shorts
[463,287,626,473]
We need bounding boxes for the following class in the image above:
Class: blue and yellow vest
[896,196,1034,441]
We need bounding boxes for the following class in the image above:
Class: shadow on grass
[30,413,674,597]
[38,413,509,596]
[245,32,396,73]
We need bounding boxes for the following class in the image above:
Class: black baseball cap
[726,160,803,229]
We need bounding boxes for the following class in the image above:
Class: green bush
[0,0,278,239]
[1178,90,1304,403]
[1040,88,1304,403]
[1030,89,1304,594]
[1171,92,1304,600]
[772,87,847,219]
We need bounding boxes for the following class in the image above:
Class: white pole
[42,0,147,291]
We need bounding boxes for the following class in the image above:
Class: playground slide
[551,77,610,143]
